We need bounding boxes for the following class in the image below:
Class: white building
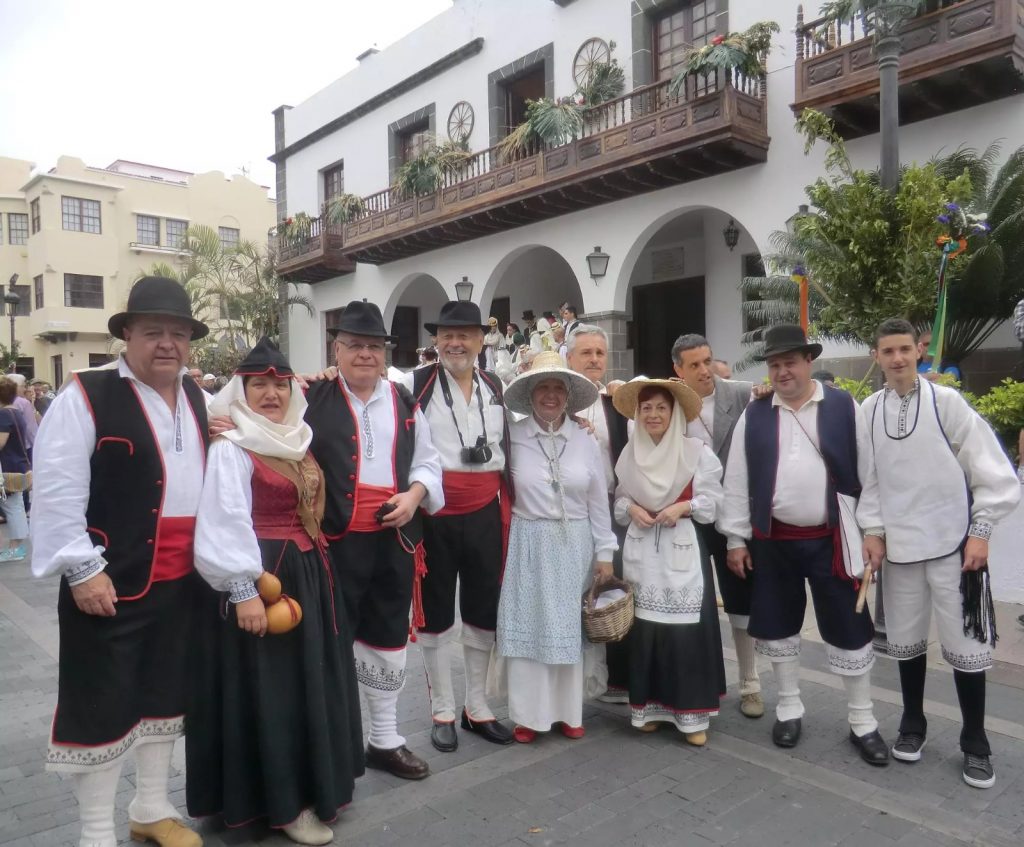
[273,0,1023,386]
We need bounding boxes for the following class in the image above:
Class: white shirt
[578,383,615,493]
[508,414,617,561]
[686,389,716,449]
[718,381,872,549]
[338,376,444,514]
[398,368,505,473]
[31,356,206,582]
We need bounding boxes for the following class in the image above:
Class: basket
[582,576,634,643]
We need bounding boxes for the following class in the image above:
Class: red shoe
[513,725,537,744]
[559,723,585,740]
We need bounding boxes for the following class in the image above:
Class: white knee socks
[842,672,878,737]
[127,740,181,824]
[73,763,122,847]
[772,659,804,722]
[418,630,456,723]
[731,625,761,697]
[364,688,404,750]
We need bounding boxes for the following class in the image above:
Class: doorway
[490,296,511,333]
[391,305,420,368]
[502,65,545,136]
[632,277,705,377]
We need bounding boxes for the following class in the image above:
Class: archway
[386,273,448,368]
[479,244,585,339]
[614,207,759,378]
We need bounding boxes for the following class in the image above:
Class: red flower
[285,217,293,226]
[712,35,725,46]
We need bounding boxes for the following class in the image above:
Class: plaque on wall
[651,246,685,283]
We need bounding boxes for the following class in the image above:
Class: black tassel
[961,566,998,646]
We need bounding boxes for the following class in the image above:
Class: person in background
[561,303,581,338]
[497,352,615,742]
[188,368,203,386]
[711,359,732,380]
[812,370,836,387]
[553,325,567,363]
[0,376,31,562]
[917,330,961,381]
[202,374,217,394]
[483,317,503,372]
[30,379,54,417]
[8,374,38,456]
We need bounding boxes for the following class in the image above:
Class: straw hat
[503,351,598,416]
[612,377,703,423]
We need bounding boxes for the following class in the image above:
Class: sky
[0,0,452,192]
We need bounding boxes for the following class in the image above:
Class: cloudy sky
[0,0,451,191]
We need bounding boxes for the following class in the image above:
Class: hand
[235,596,268,636]
[962,536,989,572]
[295,366,339,390]
[655,501,691,527]
[70,571,118,617]
[209,415,236,438]
[863,535,885,573]
[605,380,625,397]
[572,414,596,435]
[381,483,426,529]
[593,561,613,581]
[751,383,774,400]
[726,547,753,579]
[628,504,656,529]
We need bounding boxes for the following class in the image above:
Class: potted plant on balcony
[498,96,585,163]
[277,212,313,246]
[324,193,367,226]
[668,20,779,96]
[392,140,472,200]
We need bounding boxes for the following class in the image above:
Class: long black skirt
[186,539,364,828]
[627,547,726,732]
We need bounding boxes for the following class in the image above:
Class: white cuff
[64,557,107,587]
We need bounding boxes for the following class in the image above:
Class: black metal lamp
[4,274,20,372]
[586,246,610,282]
[723,219,740,251]
[454,276,473,302]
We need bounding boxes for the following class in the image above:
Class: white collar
[526,414,571,438]
[772,379,824,411]
[338,374,388,403]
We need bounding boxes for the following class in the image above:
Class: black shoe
[461,709,514,745]
[430,720,458,753]
[772,718,802,748]
[365,744,430,780]
[891,732,926,763]
[962,753,995,789]
[849,730,890,766]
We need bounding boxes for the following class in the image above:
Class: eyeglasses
[339,340,386,354]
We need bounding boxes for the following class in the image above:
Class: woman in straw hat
[612,378,727,745]
[186,338,363,845]
[497,351,618,742]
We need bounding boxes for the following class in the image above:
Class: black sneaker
[891,732,926,762]
[962,753,995,789]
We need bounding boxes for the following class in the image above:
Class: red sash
[437,471,501,516]
[753,519,846,583]
[151,516,196,583]
[348,484,397,533]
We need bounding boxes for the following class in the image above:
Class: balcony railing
[277,69,769,273]
[275,213,354,283]
[792,0,1024,137]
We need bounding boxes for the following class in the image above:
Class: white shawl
[209,374,312,461]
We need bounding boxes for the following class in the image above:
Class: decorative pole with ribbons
[790,265,809,333]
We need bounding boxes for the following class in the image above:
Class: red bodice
[249,453,319,552]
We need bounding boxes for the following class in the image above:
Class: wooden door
[390,305,420,368]
[632,277,705,378]
[490,296,510,333]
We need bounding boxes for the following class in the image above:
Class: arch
[385,272,448,368]
[478,244,585,329]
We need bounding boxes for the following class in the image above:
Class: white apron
[623,516,703,624]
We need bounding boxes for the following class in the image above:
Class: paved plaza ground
[3,559,1024,847]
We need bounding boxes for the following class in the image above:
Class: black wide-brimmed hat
[108,276,209,340]
[327,300,394,341]
[756,323,822,361]
[522,309,536,322]
[424,301,488,335]
[235,336,294,378]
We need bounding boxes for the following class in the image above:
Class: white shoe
[282,809,334,845]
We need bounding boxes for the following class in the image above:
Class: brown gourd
[265,595,303,634]
[256,572,282,604]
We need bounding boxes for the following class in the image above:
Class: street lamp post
[4,275,20,374]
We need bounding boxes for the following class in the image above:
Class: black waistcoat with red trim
[76,369,210,597]
[601,394,629,471]
[305,377,421,541]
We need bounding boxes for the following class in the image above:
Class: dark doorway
[632,277,706,377]
[490,296,511,333]
[324,307,345,366]
[502,66,546,136]
[52,355,64,390]
[391,305,420,368]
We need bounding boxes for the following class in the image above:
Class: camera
[374,502,397,524]
[460,435,493,465]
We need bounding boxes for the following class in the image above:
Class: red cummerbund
[349,484,398,533]
[436,470,500,516]
[151,516,196,583]
[753,519,831,542]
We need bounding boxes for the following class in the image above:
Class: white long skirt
[506,657,583,731]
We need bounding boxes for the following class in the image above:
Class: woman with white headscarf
[612,378,726,746]
[497,351,617,742]
[186,338,362,845]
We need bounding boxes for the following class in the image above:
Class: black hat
[327,300,394,341]
[756,324,823,361]
[108,276,209,340]
[235,336,294,378]
[424,301,488,335]
[522,309,536,322]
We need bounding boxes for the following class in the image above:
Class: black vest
[744,385,860,535]
[601,394,629,470]
[305,378,422,540]
[77,369,210,598]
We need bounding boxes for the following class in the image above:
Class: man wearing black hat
[717,324,889,767]
[398,301,514,752]
[30,276,210,847]
[304,301,443,781]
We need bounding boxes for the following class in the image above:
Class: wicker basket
[582,576,634,644]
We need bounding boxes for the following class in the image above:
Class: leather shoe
[129,819,202,847]
[430,720,458,753]
[365,744,430,780]
[849,730,890,766]
[461,710,513,745]
[772,718,802,748]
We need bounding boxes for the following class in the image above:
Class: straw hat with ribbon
[613,377,703,423]
[503,350,598,417]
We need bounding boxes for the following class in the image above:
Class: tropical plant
[974,378,1024,456]
[576,57,625,106]
[392,140,472,199]
[498,97,585,163]
[324,193,367,225]
[819,0,927,30]
[277,211,313,245]
[668,20,779,96]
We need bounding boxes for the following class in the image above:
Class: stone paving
[3,560,1024,847]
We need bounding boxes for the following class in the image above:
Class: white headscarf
[209,374,312,461]
[614,390,702,512]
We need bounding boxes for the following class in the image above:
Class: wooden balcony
[792,0,1024,138]
[274,215,355,283]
